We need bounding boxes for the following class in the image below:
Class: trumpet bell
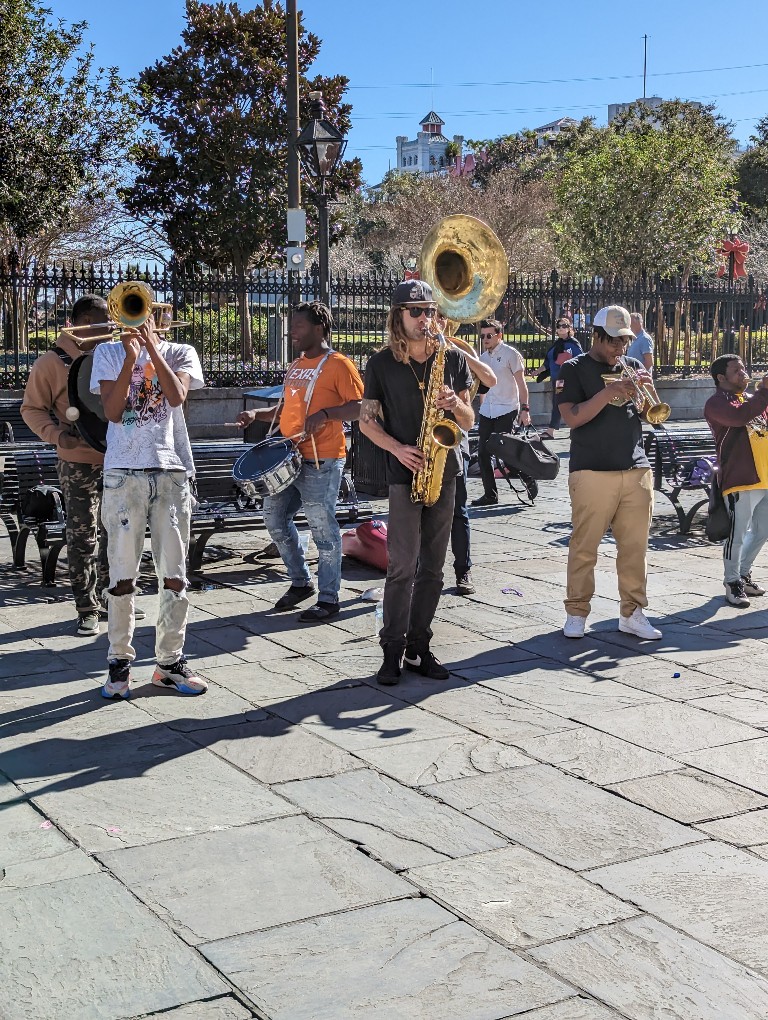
[420,214,508,324]
[646,402,672,425]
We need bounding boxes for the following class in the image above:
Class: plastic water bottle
[373,600,384,637]
[298,530,310,556]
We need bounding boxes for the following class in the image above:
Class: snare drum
[232,437,302,498]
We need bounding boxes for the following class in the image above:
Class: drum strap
[54,346,74,367]
[267,350,334,439]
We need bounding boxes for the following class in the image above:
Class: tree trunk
[233,261,253,364]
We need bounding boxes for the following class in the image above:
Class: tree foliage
[123,0,362,275]
[335,168,556,275]
[737,115,768,215]
[549,101,738,280]
[0,0,139,264]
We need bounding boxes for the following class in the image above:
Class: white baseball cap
[593,305,633,338]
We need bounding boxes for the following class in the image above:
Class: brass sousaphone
[419,214,508,393]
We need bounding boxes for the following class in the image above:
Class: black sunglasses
[404,306,436,318]
[557,323,570,328]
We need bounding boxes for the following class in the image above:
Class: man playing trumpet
[557,304,662,641]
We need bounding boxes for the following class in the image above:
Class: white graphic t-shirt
[479,343,524,418]
[90,340,204,474]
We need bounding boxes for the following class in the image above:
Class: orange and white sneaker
[152,657,208,695]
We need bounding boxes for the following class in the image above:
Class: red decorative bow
[404,269,420,280]
[717,237,750,279]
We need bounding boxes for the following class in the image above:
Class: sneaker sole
[618,625,662,639]
[101,686,130,700]
[563,631,584,639]
[151,675,207,695]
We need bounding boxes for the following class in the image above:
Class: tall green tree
[737,116,768,215]
[124,0,361,278]
[0,0,139,265]
[550,101,738,281]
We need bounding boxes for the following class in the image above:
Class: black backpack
[21,485,64,523]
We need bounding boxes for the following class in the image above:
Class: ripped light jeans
[262,458,345,603]
[101,468,191,665]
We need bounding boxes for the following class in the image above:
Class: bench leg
[41,539,66,587]
[0,512,19,557]
[188,530,216,573]
[13,527,31,568]
[681,498,710,536]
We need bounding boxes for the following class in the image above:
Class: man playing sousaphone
[236,302,363,622]
[21,294,139,636]
[557,304,663,641]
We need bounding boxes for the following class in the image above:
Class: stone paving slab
[697,807,768,845]
[518,1002,624,1020]
[0,872,226,1020]
[202,898,574,1020]
[99,815,413,943]
[129,683,263,731]
[513,727,677,785]
[607,767,768,822]
[410,684,578,744]
[480,666,659,717]
[530,915,768,1020]
[189,716,360,783]
[588,841,768,975]
[427,764,699,870]
[351,732,532,786]
[268,682,473,749]
[407,845,637,947]
[680,736,768,794]
[573,700,764,754]
[130,999,253,1019]
[688,687,768,726]
[26,749,296,852]
[279,768,507,870]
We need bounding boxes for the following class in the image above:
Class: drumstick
[310,433,319,469]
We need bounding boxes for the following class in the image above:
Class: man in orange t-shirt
[237,302,363,621]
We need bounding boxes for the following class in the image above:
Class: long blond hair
[385,307,437,364]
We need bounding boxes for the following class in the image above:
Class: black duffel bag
[486,428,560,481]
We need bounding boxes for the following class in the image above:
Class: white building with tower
[395,112,464,174]
[608,96,702,122]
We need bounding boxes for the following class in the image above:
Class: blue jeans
[262,458,345,603]
[451,455,471,577]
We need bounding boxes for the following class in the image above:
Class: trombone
[616,356,671,424]
[60,281,190,346]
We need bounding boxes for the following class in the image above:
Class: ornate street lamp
[295,91,347,307]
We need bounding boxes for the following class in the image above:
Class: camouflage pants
[56,461,110,615]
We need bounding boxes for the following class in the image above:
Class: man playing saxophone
[360,280,473,684]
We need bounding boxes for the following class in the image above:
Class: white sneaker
[563,614,586,639]
[618,608,662,640]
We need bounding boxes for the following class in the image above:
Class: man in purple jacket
[704,355,768,606]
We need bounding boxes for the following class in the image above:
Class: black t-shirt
[557,353,650,472]
[364,346,472,484]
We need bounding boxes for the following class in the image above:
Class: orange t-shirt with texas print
[279,351,364,460]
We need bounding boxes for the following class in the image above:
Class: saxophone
[411,333,462,506]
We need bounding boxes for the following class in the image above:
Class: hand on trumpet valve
[605,377,636,401]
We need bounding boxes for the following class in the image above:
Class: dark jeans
[549,380,562,430]
[380,478,456,650]
[451,455,471,578]
[478,410,518,498]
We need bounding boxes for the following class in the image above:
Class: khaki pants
[565,468,653,619]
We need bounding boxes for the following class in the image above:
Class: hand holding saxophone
[435,384,459,412]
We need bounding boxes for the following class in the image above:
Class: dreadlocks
[293,301,333,339]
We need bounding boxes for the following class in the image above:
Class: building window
[439,156,444,167]
[402,157,406,167]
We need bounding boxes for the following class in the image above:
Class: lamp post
[295,91,347,307]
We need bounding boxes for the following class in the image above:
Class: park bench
[644,426,716,534]
[0,398,41,446]
[0,446,66,584]
[1,441,372,583]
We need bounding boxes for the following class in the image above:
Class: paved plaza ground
[4,423,768,1019]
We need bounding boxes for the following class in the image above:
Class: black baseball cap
[391,280,435,307]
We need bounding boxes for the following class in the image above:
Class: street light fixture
[295,91,347,307]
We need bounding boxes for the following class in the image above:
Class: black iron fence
[1,253,767,389]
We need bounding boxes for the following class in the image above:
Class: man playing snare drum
[236,302,363,622]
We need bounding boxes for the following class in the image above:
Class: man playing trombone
[557,304,663,641]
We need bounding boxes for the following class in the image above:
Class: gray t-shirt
[626,330,654,364]
[90,340,204,474]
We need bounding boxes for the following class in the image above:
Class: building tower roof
[420,111,445,126]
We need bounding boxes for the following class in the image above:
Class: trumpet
[602,357,671,424]
[60,282,190,346]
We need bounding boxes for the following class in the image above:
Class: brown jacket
[21,334,104,465]
[704,386,768,492]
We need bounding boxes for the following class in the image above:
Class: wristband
[520,404,530,411]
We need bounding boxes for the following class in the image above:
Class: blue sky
[50,0,768,186]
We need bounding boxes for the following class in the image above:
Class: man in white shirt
[91,316,207,700]
[472,318,532,507]
[626,313,654,372]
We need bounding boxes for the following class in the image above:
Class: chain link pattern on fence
[2,252,767,388]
